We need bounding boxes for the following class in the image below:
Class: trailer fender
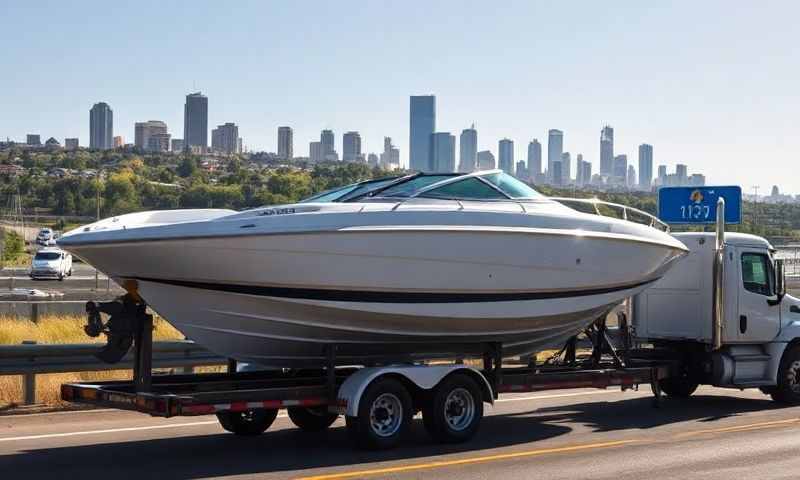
[338,364,493,418]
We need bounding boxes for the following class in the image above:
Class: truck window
[741,253,774,296]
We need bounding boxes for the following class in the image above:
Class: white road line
[0,413,290,443]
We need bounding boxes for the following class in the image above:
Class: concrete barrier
[0,301,88,320]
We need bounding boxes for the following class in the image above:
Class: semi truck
[62,199,800,449]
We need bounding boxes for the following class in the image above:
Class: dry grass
[0,314,185,408]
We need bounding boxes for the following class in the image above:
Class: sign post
[657,186,742,225]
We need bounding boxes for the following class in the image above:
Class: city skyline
[1,2,797,191]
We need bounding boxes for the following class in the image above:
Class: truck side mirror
[776,259,786,299]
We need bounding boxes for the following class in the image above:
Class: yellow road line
[295,439,637,480]
[674,418,800,438]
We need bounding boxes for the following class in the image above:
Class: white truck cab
[30,247,73,281]
[633,230,800,400]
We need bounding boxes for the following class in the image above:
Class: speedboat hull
[62,224,686,366]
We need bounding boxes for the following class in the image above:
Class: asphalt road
[0,263,123,299]
[2,386,799,479]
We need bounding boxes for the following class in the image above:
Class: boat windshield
[300,176,403,203]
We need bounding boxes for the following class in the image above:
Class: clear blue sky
[1,1,798,193]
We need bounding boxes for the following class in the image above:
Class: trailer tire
[422,373,483,444]
[771,346,800,404]
[346,377,412,450]
[217,408,278,436]
[287,406,338,432]
[658,376,699,398]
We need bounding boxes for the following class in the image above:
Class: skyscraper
[477,150,495,170]
[135,120,168,151]
[342,131,362,162]
[320,129,336,160]
[183,92,208,152]
[638,143,653,190]
[309,141,324,163]
[600,126,614,176]
[551,161,563,186]
[458,125,477,173]
[561,152,571,185]
[516,161,528,180]
[498,138,514,175]
[627,165,637,188]
[657,165,667,185]
[380,137,400,170]
[431,132,456,173]
[527,139,542,178]
[547,130,563,182]
[676,164,688,183]
[409,95,436,172]
[211,123,240,154]
[89,102,113,150]
[613,154,628,183]
[277,126,293,160]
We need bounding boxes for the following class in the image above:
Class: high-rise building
[458,125,478,173]
[515,160,528,180]
[409,95,436,172]
[638,144,653,189]
[342,131,362,162]
[26,134,41,145]
[627,164,636,188]
[431,132,456,173]
[380,137,400,170]
[367,153,379,167]
[320,129,336,160]
[561,152,571,185]
[277,126,293,160]
[183,92,208,152]
[135,120,168,151]
[89,102,113,150]
[579,157,592,186]
[600,126,614,176]
[613,154,628,183]
[147,133,171,153]
[309,141,324,163]
[657,165,667,184]
[547,130,563,182]
[171,139,184,153]
[676,164,688,182]
[113,136,124,148]
[211,123,240,154]
[576,154,585,186]
[551,161,563,186]
[498,138,514,175]
[64,138,79,150]
[689,174,706,186]
[527,139,542,177]
[476,150,496,170]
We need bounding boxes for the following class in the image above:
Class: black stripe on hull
[132,276,658,304]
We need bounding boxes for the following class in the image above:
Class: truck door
[737,249,780,342]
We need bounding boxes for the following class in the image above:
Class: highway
[2,386,799,479]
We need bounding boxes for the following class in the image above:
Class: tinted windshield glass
[481,172,543,199]
[376,175,455,198]
[300,177,401,203]
[301,185,359,203]
[337,177,404,201]
[420,178,507,200]
[35,252,60,261]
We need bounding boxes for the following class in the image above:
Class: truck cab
[633,232,800,399]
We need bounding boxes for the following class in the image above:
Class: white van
[30,247,73,281]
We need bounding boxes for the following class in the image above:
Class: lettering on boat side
[259,207,296,216]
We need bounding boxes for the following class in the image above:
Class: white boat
[59,170,688,366]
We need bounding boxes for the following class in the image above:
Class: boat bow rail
[549,197,670,232]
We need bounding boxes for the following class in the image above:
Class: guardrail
[0,340,227,405]
[550,197,670,232]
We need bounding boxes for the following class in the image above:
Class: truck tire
[287,406,338,432]
[771,346,800,404]
[216,408,278,436]
[658,376,699,398]
[422,373,483,444]
[346,377,412,450]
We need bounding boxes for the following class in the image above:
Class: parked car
[35,228,54,246]
[29,247,73,280]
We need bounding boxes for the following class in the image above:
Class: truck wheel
[658,376,699,398]
[287,406,338,432]
[216,408,278,436]
[772,346,800,404]
[422,373,483,444]
[346,377,412,450]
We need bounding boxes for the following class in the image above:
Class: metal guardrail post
[31,303,39,323]
[22,340,37,404]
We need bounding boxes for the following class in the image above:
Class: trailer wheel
[772,346,800,404]
[422,373,483,444]
[287,406,338,432]
[658,376,699,398]
[217,408,278,436]
[346,377,412,450]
